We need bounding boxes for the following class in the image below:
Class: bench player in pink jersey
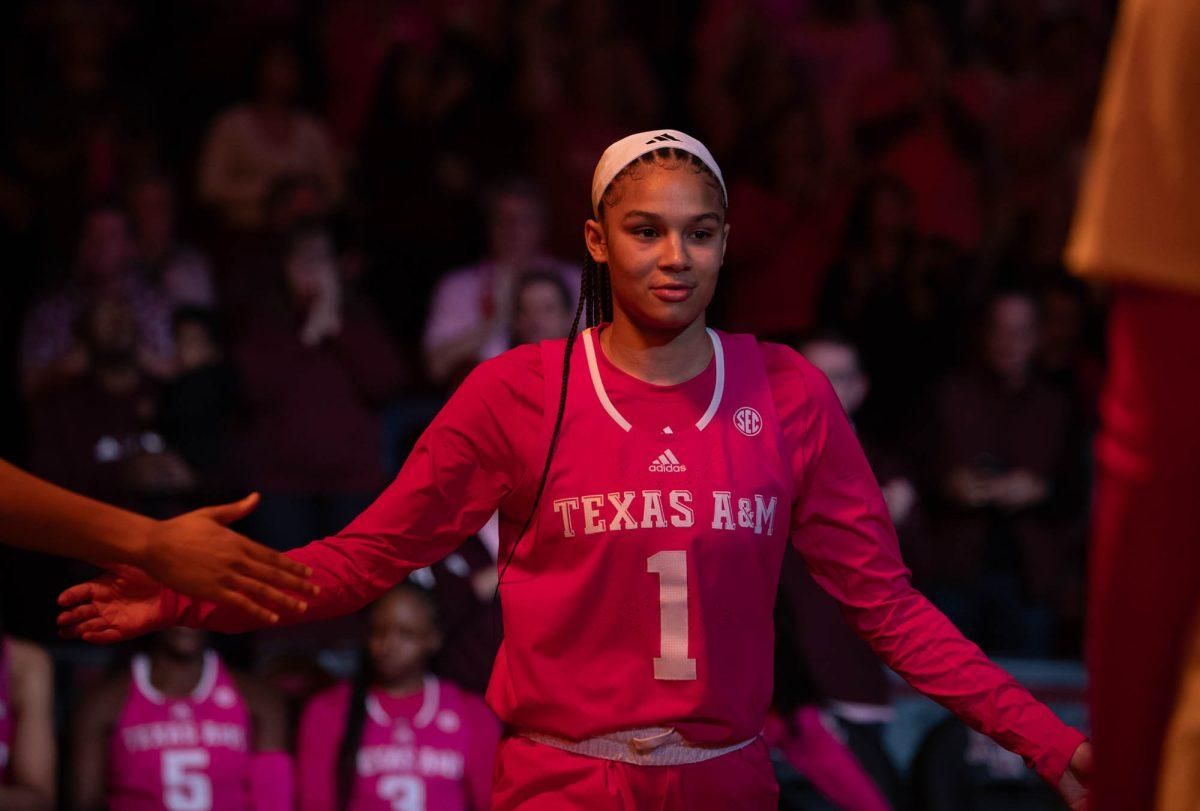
[61,129,1091,809]
[0,628,56,810]
[72,628,291,811]
[297,583,498,811]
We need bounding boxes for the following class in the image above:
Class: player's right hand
[136,493,316,625]
[57,565,170,643]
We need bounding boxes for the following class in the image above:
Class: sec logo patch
[734,407,762,436]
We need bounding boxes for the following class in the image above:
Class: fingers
[240,555,319,597]
[58,582,97,608]
[199,492,261,525]
[245,542,314,579]
[230,574,307,617]
[57,604,101,628]
[215,587,282,626]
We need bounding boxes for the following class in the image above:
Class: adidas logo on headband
[592,129,728,217]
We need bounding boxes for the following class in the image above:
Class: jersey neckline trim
[581,327,725,433]
[132,649,219,705]
[365,674,440,729]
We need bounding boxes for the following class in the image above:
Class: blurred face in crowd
[367,589,440,689]
[868,181,915,242]
[587,162,728,335]
[898,2,949,74]
[489,191,546,266]
[129,178,176,252]
[1039,287,1085,364]
[802,340,869,416]
[175,319,219,372]
[258,43,301,105]
[78,209,134,281]
[984,294,1040,383]
[514,276,574,344]
[285,232,337,305]
[157,627,207,662]
[83,295,138,366]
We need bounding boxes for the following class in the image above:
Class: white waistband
[518,726,758,767]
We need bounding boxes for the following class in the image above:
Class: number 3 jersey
[109,651,253,811]
[491,328,793,746]
[297,676,499,811]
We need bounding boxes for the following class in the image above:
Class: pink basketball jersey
[109,651,254,811]
[487,327,794,746]
[348,676,480,811]
[0,639,12,784]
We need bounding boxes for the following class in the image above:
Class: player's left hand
[56,565,170,643]
[1057,740,1092,810]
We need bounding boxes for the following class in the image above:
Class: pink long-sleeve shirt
[167,330,1084,785]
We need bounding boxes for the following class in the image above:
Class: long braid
[335,650,372,810]
[497,254,594,582]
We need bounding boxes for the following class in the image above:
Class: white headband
[590,129,727,217]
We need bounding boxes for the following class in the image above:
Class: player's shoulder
[434,678,497,729]
[738,336,827,398]
[460,342,546,401]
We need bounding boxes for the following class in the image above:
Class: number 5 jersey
[109,651,253,811]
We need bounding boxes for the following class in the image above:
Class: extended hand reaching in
[135,493,315,623]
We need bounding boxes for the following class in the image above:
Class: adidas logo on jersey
[649,449,687,473]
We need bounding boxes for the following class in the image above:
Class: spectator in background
[197,38,342,232]
[817,175,941,436]
[127,173,216,309]
[216,172,333,334]
[28,294,193,510]
[0,629,55,811]
[511,271,575,347]
[1036,275,1104,432]
[20,202,174,397]
[423,179,577,386]
[297,584,499,811]
[929,290,1083,656]
[235,223,406,550]
[787,333,928,806]
[71,628,290,811]
[854,1,992,251]
[719,105,847,338]
[158,308,240,500]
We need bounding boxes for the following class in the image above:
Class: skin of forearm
[0,461,153,566]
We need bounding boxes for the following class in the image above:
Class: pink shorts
[490,735,779,810]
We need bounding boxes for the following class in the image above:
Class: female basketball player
[60,130,1090,809]
[297,583,498,811]
[72,628,290,811]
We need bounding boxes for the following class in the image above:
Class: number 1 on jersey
[647,550,697,680]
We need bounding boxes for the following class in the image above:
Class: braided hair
[497,146,726,581]
[335,582,438,810]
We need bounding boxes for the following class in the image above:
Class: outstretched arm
[0,460,314,623]
[59,349,538,641]
[773,348,1089,800]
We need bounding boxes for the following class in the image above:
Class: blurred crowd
[0,0,1114,807]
